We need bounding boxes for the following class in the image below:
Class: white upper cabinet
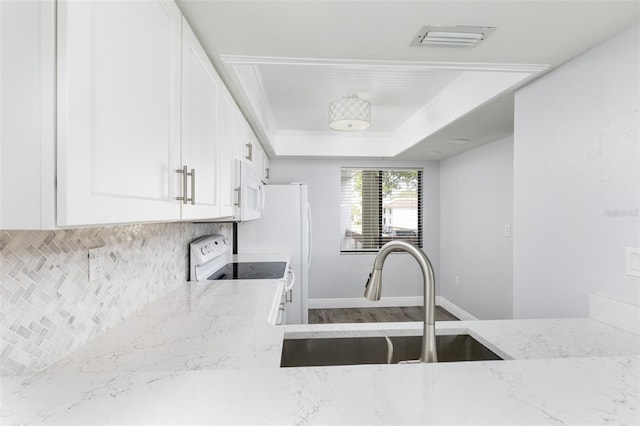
[180,18,222,220]
[252,139,270,184]
[1,0,263,229]
[248,130,260,171]
[219,99,268,221]
[263,152,271,184]
[1,0,56,230]
[257,142,271,184]
[57,0,183,226]
[235,115,252,165]
[233,108,269,183]
[219,93,239,218]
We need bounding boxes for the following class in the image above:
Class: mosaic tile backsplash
[0,222,230,376]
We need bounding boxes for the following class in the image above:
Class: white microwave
[236,160,264,221]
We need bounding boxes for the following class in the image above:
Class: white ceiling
[176,0,640,160]
[255,64,461,132]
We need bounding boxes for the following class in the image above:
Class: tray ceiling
[176,0,639,159]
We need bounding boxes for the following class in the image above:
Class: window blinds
[340,168,423,252]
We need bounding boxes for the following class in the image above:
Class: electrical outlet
[455,276,460,286]
[504,225,512,238]
[88,247,106,281]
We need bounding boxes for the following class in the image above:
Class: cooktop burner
[207,262,287,280]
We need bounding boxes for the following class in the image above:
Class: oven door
[237,160,263,221]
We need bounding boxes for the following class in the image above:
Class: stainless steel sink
[281,334,502,367]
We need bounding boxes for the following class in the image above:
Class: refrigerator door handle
[306,202,312,267]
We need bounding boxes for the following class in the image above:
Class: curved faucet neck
[366,240,438,363]
[374,240,427,271]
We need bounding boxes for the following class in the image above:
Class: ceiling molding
[220,55,550,74]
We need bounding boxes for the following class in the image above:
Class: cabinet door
[57,0,182,226]
[262,148,271,184]
[252,137,262,176]
[1,0,56,229]
[180,18,221,220]
[253,138,269,183]
[248,130,261,171]
[219,94,238,218]
[235,115,253,164]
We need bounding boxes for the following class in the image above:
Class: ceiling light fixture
[411,25,495,47]
[328,94,371,131]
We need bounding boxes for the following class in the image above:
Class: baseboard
[435,296,478,321]
[307,296,478,321]
[590,294,640,335]
[308,297,423,309]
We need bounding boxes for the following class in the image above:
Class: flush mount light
[328,94,371,131]
[411,25,495,47]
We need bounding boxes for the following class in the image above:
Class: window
[340,168,423,252]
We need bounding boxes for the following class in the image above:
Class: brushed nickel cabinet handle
[175,165,188,204]
[176,166,195,205]
[234,187,241,206]
[188,168,195,205]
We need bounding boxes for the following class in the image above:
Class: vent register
[411,25,495,47]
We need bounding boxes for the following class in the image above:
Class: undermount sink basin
[281,334,502,367]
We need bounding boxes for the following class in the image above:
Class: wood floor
[308,306,459,324]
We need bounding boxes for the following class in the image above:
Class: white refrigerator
[237,183,311,324]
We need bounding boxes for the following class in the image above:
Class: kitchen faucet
[364,240,438,363]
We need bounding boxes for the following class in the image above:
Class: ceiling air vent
[410,25,495,47]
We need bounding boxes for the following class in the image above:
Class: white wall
[440,136,514,319]
[513,24,640,318]
[269,158,440,302]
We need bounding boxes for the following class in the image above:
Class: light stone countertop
[41,253,291,374]
[41,280,286,374]
[2,272,639,425]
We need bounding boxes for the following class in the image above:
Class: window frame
[340,167,423,254]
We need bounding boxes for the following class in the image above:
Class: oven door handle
[285,267,295,303]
